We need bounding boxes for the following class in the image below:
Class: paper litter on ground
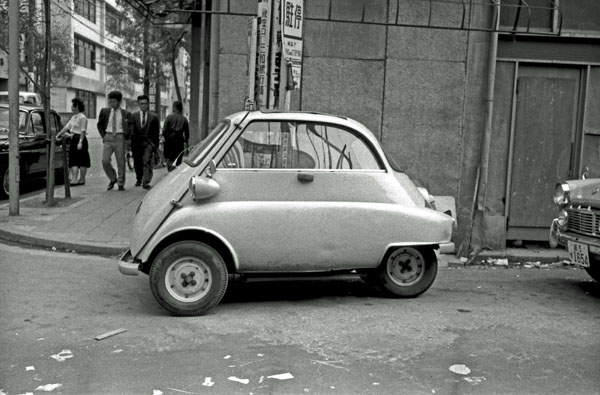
[449,364,471,375]
[50,350,73,362]
[26,366,35,371]
[202,377,215,387]
[36,383,63,392]
[223,355,231,359]
[152,390,163,395]
[227,376,249,384]
[267,373,294,380]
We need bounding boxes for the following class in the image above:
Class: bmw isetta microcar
[119,111,454,316]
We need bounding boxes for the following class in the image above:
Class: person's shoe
[142,184,151,190]
[135,180,142,187]
[118,185,125,191]
[107,180,116,190]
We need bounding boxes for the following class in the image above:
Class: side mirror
[206,159,217,178]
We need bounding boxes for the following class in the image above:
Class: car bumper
[118,249,140,276]
[550,219,600,256]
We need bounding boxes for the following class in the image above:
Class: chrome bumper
[118,249,140,276]
[550,219,600,255]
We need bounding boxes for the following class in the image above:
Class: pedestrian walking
[162,101,189,171]
[131,95,159,189]
[97,91,132,191]
[55,97,91,185]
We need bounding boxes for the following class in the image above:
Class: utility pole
[28,0,35,91]
[42,0,55,206]
[8,0,20,215]
[143,19,150,97]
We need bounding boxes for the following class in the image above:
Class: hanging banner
[268,0,282,109]
[256,0,272,109]
[281,0,303,90]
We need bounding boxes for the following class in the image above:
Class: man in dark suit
[97,91,132,191]
[131,95,160,189]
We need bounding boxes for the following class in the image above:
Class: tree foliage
[108,1,189,102]
[0,0,74,91]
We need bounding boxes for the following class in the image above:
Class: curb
[0,228,127,257]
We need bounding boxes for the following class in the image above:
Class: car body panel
[550,178,600,273]
[0,105,64,188]
[129,110,453,273]
[137,200,452,272]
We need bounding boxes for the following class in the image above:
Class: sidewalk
[0,164,167,256]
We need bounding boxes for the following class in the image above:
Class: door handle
[297,173,314,182]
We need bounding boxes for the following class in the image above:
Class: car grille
[566,206,600,237]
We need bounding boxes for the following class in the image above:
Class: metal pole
[199,0,209,139]
[208,0,220,129]
[189,12,203,145]
[8,0,20,215]
[476,0,500,212]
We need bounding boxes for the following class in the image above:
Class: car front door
[203,119,416,272]
[21,111,49,175]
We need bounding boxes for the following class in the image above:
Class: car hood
[565,178,600,206]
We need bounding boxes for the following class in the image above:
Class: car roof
[0,103,48,111]
[225,110,379,141]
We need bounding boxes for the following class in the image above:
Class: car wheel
[1,167,9,198]
[149,241,228,316]
[586,256,600,282]
[373,246,437,298]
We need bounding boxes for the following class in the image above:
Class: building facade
[213,0,600,247]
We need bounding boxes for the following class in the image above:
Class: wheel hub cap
[165,258,212,302]
[387,248,425,287]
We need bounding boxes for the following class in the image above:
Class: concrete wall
[214,0,491,243]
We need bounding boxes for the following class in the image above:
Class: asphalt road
[0,242,598,395]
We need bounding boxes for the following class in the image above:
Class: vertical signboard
[246,17,258,111]
[268,0,282,109]
[281,0,303,90]
[149,82,157,111]
[256,0,272,109]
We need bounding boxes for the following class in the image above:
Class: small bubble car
[119,111,454,316]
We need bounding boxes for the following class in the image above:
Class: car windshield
[0,108,28,134]
[184,119,231,167]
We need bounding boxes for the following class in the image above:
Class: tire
[1,167,9,198]
[149,241,229,316]
[586,256,600,282]
[371,246,438,298]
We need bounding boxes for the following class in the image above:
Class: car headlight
[553,182,570,207]
[557,209,568,230]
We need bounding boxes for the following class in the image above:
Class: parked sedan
[550,178,600,281]
[0,104,65,198]
[118,111,454,316]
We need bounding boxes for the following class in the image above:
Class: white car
[119,111,454,316]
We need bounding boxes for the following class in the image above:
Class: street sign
[256,0,272,109]
[281,0,303,90]
[268,0,282,109]
[149,82,156,95]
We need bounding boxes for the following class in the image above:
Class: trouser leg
[114,136,126,186]
[102,136,117,182]
[142,144,154,185]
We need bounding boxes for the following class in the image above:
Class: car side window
[50,113,60,136]
[30,112,45,136]
[218,121,382,170]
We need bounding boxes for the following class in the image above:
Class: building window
[74,0,96,24]
[74,35,96,70]
[75,89,97,119]
[106,6,122,36]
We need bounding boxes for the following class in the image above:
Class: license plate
[568,241,590,268]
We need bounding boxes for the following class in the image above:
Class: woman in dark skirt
[56,97,91,185]
[162,101,190,171]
